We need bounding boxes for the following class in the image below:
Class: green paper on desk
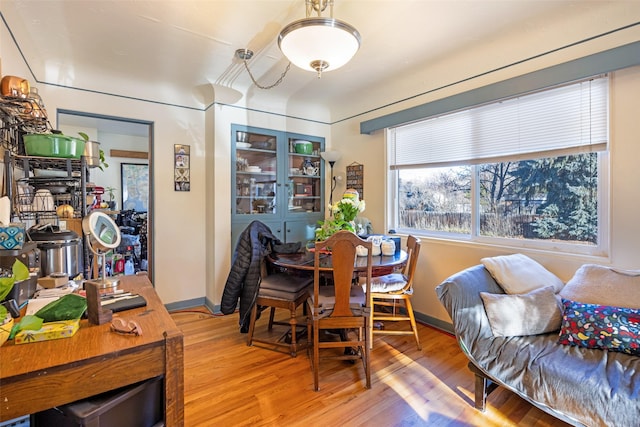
[0,259,30,301]
[9,315,43,339]
[34,293,87,322]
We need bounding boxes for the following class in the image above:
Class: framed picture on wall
[174,144,190,191]
[121,163,149,212]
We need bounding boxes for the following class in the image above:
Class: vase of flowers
[315,190,366,241]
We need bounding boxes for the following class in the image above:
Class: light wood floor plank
[171,308,570,426]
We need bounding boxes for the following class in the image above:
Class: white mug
[381,239,396,256]
[356,245,368,257]
[367,235,382,256]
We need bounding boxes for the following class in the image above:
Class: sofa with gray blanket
[436,255,640,427]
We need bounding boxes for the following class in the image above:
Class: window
[388,76,608,254]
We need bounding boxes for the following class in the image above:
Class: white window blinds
[390,76,608,169]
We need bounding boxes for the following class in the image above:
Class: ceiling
[0,1,633,115]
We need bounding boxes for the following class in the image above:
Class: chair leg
[288,303,298,357]
[404,297,422,350]
[306,313,312,360]
[368,295,374,349]
[364,324,371,389]
[313,320,320,391]
[247,302,258,346]
[267,307,276,330]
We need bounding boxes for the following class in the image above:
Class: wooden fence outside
[399,210,538,237]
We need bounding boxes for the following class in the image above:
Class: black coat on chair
[221,221,280,332]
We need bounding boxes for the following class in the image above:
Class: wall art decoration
[174,144,190,191]
[346,162,364,199]
[121,163,149,212]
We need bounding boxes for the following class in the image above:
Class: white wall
[2,23,207,306]
[3,5,640,328]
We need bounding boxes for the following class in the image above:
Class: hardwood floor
[171,308,570,427]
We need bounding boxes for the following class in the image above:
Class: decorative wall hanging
[174,144,190,192]
[346,162,364,199]
[121,163,149,212]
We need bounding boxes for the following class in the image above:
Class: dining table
[268,249,408,277]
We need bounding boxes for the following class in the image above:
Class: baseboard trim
[164,297,207,312]
[164,297,453,335]
[415,312,454,335]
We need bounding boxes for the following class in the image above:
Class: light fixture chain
[241,59,291,90]
[307,0,332,17]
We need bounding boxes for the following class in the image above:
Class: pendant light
[236,0,361,88]
[278,0,361,78]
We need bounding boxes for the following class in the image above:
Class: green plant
[314,197,366,241]
[314,218,353,241]
[105,186,117,202]
[0,260,30,321]
[98,149,108,171]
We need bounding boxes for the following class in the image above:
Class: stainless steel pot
[28,228,84,277]
[83,140,101,167]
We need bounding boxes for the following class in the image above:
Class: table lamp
[320,150,342,207]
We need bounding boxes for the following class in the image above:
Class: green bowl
[24,134,85,159]
[294,140,313,154]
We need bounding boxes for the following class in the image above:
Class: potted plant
[77,132,109,171]
[314,192,366,241]
[105,186,117,209]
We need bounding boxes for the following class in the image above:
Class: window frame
[385,81,611,257]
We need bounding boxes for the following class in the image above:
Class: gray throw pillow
[480,286,563,337]
[560,264,640,309]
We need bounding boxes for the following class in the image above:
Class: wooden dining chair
[307,230,373,391]
[367,235,422,350]
[246,258,312,357]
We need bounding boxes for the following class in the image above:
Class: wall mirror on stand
[57,110,153,282]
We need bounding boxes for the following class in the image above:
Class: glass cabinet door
[231,124,324,247]
[234,129,278,216]
[287,137,322,214]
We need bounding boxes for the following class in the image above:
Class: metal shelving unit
[4,153,89,224]
[0,88,95,279]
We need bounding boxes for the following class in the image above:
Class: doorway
[57,110,154,281]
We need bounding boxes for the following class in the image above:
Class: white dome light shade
[278,18,361,74]
[320,150,342,163]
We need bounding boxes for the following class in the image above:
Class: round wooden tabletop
[268,249,408,275]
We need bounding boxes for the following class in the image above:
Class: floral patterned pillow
[558,299,640,356]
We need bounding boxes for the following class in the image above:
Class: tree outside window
[397,152,599,246]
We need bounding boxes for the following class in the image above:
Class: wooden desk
[0,274,184,426]
[268,250,408,276]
